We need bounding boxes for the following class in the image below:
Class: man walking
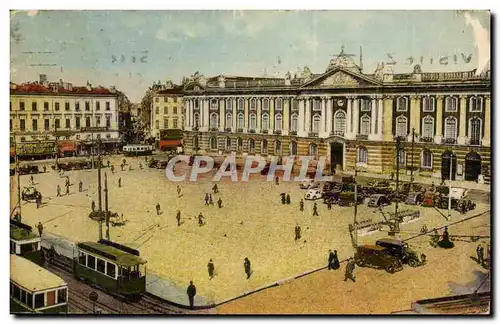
[156,203,161,216]
[204,193,210,206]
[207,259,215,280]
[244,257,252,279]
[176,210,181,226]
[209,194,214,206]
[37,222,43,237]
[299,199,304,212]
[65,183,70,195]
[295,224,301,241]
[30,175,34,185]
[313,202,319,216]
[177,185,182,197]
[91,200,96,212]
[281,193,286,205]
[286,194,291,205]
[477,244,485,265]
[275,176,279,185]
[79,180,83,192]
[217,198,223,208]
[198,213,205,226]
[328,250,335,270]
[344,257,356,282]
[327,200,332,210]
[118,177,122,188]
[187,281,196,309]
[212,183,219,194]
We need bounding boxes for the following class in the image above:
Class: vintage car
[354,245,403,274]
[436,186,468,200]
[305,188,323,200]
[342,176,355,184]
[375,238,425,267]
[323,191,341,204]
[300,179,320,190]
[21,187,41,202]
[367,194,391,207]
[405,192,425,205]
[435,196,476,212]
[338,192,364,207]
[18,165,39,175]
[323,181,342,193]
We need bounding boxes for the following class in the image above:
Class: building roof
[10,82,117,96]
[77,241,146,267]
[10,255,66,292]
[10,225,40,241]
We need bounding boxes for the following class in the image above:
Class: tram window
[46,291,56,306]
[34,293,45,309]
[96,258,105,274]
[106,263,116,277]
[57,288,67,303]
[87,255,96,269]
[20,243,36,254]
[21,289,27,304]
[13,285,21,301]
[26,292,33,308]
[78,252,86,265]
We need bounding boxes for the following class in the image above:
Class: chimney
[39,74,47,84]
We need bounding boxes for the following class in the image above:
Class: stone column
[383,96,393,141]
[232,98,237,132]
[369,98,376,140]
[305,98,311,133]
[203,98,209,130]
[243,97,249,132]
[413,95,421,135]
[457,95,467,145]
[219,98,225,131]
[270,97,275,131]
[256,98,261,131]
[298,98,306,136]
[326,97,332,134]
[283,98,289,135]
[377,97,383,140]
[352,97,359,135]
[483,95,490,146]
[320,97,326,135]
[346,96,352,137]
[434,95,443,144]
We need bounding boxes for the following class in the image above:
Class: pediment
[301,68,381,88]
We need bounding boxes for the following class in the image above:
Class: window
[309,143,318,158]
[237,113,244,129]
[87,255,96,269]
[65,102,69,111]
[173,106,178,114]
[238,98,244,111]
[32,119,38,131]
[194,113,200,127]
[275,114,282,131]
[226,113,232,128]
[291,114,298,132]
[211,100,218,109]
[275,99,283,111]
[360,115,370,135]
[313,99,321,111]
[293,99,299,111]
[249,113,256,130]
[395,115,408,137]
[75,117,80,129]
[444,117,458,139]
[210,137,218,150]
[290,141,297,155]
[334,110,346,135]
[96,101,100,111]
[13,284,21,301]
[237,138,243,151]
[397,149,406,166]
[85,101,90,111]
[250,98,256,110]
[55,119,61,129]
[173,118,178,128]
[357,147,368,164]
[44,102,49,111]
[275,140,282,155]
[96,116,100,126]
[360,98,370,111]
[312,114,321,133]
[106,116,111,128]
[422,96,435,112]
[57,289,67,303]
[155,97,159,103]
[195,100,199,109]
[78,252,86,265]
[44,119,50,131]
[249,139,255,153]
[20,101,25,111]
[470,96,483,112]
[470,118,482,143]
[26,292,33,308]
[53,102,59,111]
[86,117,91,127]
[106,133,111,139]
[75,101,80,111]
[155,120,159,129]
[262,114,269,131]
[174,97,178,103]
[263,99,269,110]
[164,106,168,114]
[445,96,458,112]
[32,102,37,111]
[226,137,232,151]
[422,115,434,139]
[262,139,268,154]
[106,101,110,111]
[396,97,408,112]
[422,150,433,169]
[227,99,233,110]
[209,113,219,129]
[34,293,45,309]
[164,119,169,129]
[96,258,106,274]
[10,119,12,130]
[106,263,116,277]
[20,137,25,142]
[155,107,159,115]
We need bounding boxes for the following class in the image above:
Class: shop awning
[160,139,182,150]
[58,140,76,152]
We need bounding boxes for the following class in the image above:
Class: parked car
[354,245,403,274]
[405,192,425,205]
[300,179,320,190]
[323,181,341,193]
[375,238,425,267]
[323,191,341,204]
[305,188,323,200]
[367,194,391,207]
[338,192,364,207]
[22,187,41,202]
[18,165,39,175]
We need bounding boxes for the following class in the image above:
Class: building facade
[10,77,120,159]
[181,50,491,181]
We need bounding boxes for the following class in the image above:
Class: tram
[122,145,153,157]
[10,255,68,314]
[74,239,147,299]
[10,220,45,266]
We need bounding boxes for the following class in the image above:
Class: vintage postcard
[9,10,491,315]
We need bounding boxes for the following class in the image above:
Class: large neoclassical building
[181,49,490,181]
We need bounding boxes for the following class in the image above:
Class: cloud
[155,13,212,42]
[463,11,490,75]
[220,11,284,38]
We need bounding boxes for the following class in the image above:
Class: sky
[10,10,490,102]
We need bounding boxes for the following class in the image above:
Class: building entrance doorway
[464,152,481,181]
[330,142,344,173]
[441,151,457,181]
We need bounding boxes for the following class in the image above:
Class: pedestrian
[212,183,219,194]
[118,177,122,188]
[65,183,70,195]
[313,202,319,216]
[327,200,332,210]
[281,193,286,205]
[145,156,148,162]
[30,175,34,185]
[107,160,110,167]
[177,185,182,198]
[187,281,196,309]
[176,210,181,226]
[207,259,215,280]
[139,162,143,170]
[217,198,223,208]
[299,199,304,211]
[111,165,115,173]
[120,163,124,171]
[56,185,61,197]
[37,222,43,237]
[328,250,335,270]
[198,213,205,226]
[331,250,340,270]
[156,203,161,216]
[91,200,96,212]
[344,257,356,282]
[295,224,301,241]
[128,165,132,171]
[244,257,252,279]
[286,194,291,205]
[477,244,485,265]
[275,176,279,185]
[43,165,47,173]
[204,193,210,206]
[36,196,41,209]
[430,228,439,248]
[209,194,214,206]
[65,176,70,187]
[79,180,83,192]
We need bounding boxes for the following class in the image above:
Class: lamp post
[393,136,402,235]
[96,137,103,240]
[104,172,110,240]
[410,128,416,189]
[14,133,22,221]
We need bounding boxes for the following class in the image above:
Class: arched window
[360,114,370,135]
[290,141,297,155]
[210,99,218,110]
[193,113,200,128]
[275,98,283,111]
[249,114,257,130]
[250,98,257,110]
[262,113,269,131]
[445,96,458,112]
[237,137,243,151]
[422,115,434,139]
[357,147,368,164]
[469,96,483,112]
[291,114,298,132]
[309,143,318,158]
[210,137,218,150]
[226,99,233,110]
[334,110,346,136]
[421,149,433,169]
[422,96,435,112]
[395,115,408,138]
[262,139,268,154]
[225,137,232,151]
[226,113,232,129]
[249,139,255,153]
[470,117,482,144]
[444,117,458,140]
[396,149,406,166]
[238,98,244,111]
[312,114,321,133]
[237,113,244,129]
[275,140,282,155]
[209,113,219,129]
[263,98,269,110]
[397,97,408,111]
[275,114,282,131]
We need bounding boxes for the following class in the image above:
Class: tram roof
[77,242,147,267]
[10,226,40,241]
[10,255,66,292]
